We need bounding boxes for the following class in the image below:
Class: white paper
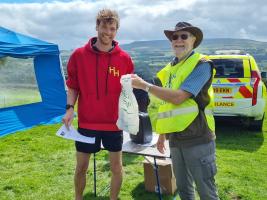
[56,125,95,144]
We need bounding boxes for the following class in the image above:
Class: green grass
[0,88,42,108]
[215,124,267,200]
[0,119,267,199]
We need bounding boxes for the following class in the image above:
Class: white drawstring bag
[116,74,139,135]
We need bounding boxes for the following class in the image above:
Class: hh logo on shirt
[109,66,120,77]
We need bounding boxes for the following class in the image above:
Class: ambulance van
[209,50,267,130]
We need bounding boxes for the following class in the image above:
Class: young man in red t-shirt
[63,9,134,200]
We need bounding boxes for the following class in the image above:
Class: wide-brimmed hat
[164,22,203,48]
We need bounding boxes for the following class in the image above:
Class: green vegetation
[61,39,267,82]
[0,57,41,108]
[1,38,267,199]
[119,39,267,81]
[0,115,267,199]
[2,39,267,88]
[215,123,267,200]
[0,57,37,85]
[0,121,172,200]
[0,87,41,108]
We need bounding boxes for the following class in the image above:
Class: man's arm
[62,88,78,128]
[148,86,192,105]
[67,88,79,106]
[131,62,211,105]
[131,75,192,105]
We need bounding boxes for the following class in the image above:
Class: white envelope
[56,125,95,144]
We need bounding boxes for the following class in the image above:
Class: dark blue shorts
[75,128,123,153]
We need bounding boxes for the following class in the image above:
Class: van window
[212,59,244,78]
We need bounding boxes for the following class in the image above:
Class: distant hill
[3,38,266,91]
[59,38,267,79]
[121,38,267,54]
[201,38,267,48]
[121,40,170,50]
[119,38,267,80]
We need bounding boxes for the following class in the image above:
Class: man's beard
[98,34,112,46]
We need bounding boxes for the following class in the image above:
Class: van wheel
[248,116,264,131]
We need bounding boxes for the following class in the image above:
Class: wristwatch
[144,83,153,92]
[66,104,74,110]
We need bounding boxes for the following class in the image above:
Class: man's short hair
[96,9,120,29]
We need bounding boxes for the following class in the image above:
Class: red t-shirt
[66,37,134,131]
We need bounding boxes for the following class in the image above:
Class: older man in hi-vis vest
[131,22,219,200]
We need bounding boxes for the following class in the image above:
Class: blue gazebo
[0,27,66,136]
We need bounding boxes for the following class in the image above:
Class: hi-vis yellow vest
[149,52,215,134]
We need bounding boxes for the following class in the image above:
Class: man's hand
[62,109,74,130]
[131,74,147,90]
[156,134,166,154]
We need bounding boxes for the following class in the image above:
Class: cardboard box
[143,157,177,195]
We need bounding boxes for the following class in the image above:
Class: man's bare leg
[109,151,123,200]
[74,152,90,200]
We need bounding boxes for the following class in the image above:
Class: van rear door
[211,58,253,115]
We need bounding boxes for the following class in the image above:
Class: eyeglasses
[171,33,190,41]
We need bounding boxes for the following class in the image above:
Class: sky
[0,0,266,49]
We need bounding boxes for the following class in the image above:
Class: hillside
[120,38,267,80]
[122,38,267,53]
[2,38,267,87]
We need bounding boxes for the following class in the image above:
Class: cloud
[0,0,266,49]
[192,0,267,40]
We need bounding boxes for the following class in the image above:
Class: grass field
[0,118,267,199]
[0,87,41,108]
